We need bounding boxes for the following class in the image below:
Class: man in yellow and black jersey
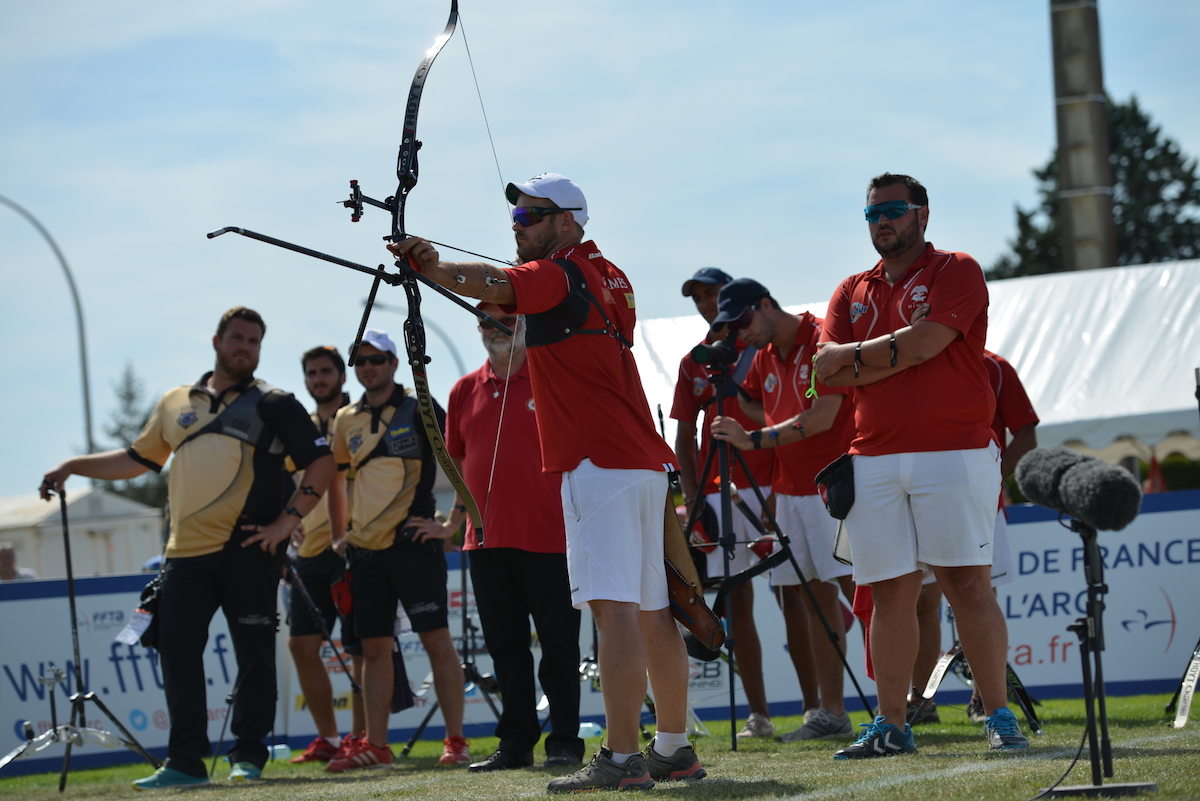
[285,346,362,765]
[323,329,469,772]
[40,307,335,789]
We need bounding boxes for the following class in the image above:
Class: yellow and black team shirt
[129,372,330,559]
[289,401,347,559]
[330,384,441,552]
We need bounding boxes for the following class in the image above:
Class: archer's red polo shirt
[670,339,775,493]
[985,350,1039,453]
[503,241,678,474]
[822,243,994,456]
[446,359,565,553]
[740,314,855,495]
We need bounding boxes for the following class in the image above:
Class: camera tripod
[0,489,160,790]
[682,341,874,750]
[399,551,501,757]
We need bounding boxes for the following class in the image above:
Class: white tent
[0,487,163,578]
[634,259,1200,463]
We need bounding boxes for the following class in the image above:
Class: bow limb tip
[206,226,240,239]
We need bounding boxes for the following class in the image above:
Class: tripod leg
[83,693,162,767]
[399,701,440,757]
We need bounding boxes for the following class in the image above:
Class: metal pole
[369,299,468,377]
[0,194,95,457]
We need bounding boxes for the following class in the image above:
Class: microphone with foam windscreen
[1015,447,1143,531]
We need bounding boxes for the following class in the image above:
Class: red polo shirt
[446,359,565,553]
[670,339,775,493]
[741,314,855,495]
[822,244,994,456]
[503,240,678,474]
[984,350,1039,453]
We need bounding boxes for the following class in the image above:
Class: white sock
[652,731,689,757]
[610,752,638,764]
[325,736,341,747]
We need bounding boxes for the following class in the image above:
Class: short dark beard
[309,387,342,405]
[216,351,256,382]
[872,219,921,259]
[515,223,558,263]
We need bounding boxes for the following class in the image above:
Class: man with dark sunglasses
[39,307,335,788]
[408,303,584,773]
[324,329,471,771]
[708,278,858,744]
[390,173,703,793]
[812,173,1028,758]
[670,267,778,740]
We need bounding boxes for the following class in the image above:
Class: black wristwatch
[749,430,763,449]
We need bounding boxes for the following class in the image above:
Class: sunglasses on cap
[353,354,391,367]
[511,206,583,228]
[481,315,519,332]
[864,200,923,223]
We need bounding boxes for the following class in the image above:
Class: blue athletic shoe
[985,707,1029,750]
[833,716,917,760]
[229,761,262,782]
[132,766,209,790]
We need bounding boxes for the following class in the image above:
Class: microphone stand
[1041,519,1156,797]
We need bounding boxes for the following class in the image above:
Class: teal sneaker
[229,762,262,782]
[132,766,209,790]
[833,716,917,760]
[985,707,1029,750]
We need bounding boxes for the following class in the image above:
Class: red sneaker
[325,738,393,773]
[290,736,339,763]
[438,736,471,766]
[330,733,361,761]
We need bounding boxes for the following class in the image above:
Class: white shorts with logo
[702,488,771,577]
[844,444,1001,585]
[561,458,668,611]
[921,508,1015,588]
[770,493,853,585]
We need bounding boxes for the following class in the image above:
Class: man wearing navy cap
[710,279,858,742]
[669,268,777,739]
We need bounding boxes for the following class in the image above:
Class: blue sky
[2,0,1197,500]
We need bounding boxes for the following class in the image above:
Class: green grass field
[3,695,1196,800]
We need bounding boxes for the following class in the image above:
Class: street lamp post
[0,194,95,457]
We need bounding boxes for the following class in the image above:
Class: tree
[103,363,169,508]
[988,96,1200,279]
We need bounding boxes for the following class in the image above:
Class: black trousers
[468,548,583,758]
[157,541,280,777]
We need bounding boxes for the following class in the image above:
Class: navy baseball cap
[681,267,734,297]
[712,278,771,328]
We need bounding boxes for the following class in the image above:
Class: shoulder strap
[524,259,634,350]
[357,394,423,470]
[179,383,276,450]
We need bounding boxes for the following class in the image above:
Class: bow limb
[387,1,488,545]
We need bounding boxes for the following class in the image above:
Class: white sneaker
[735,712,775,739]
[779,708,853,742]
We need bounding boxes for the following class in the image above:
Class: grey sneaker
[546,748,654,793]
[779,708,853,741]
[966,693,987,724]
[642,739,706,781]
[736,712,775,739]
[985,707,1029,750]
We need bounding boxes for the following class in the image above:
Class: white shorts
[561,459,668,611]
[702,489,771,577]
[921,509,1014,588]
[770,493,853,585]
[844,444,1001,586]
[991,509,1015,587]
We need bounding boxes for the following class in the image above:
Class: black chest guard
[524,259,634,350]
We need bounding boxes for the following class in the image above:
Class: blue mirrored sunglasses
[864,200,923,223]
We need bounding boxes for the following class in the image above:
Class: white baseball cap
[356,329,397,358]
[505,173,589,228]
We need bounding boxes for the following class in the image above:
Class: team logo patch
[764,372,778,393]
[389,425,412,438]
[624,292,635,308]
[526,398,536,412]
[693,376,708,397]
[850,301,869,323]
[911,285,929,304]
[178,410,198,428]
[349,433,363,453]
[602,287,615,305]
